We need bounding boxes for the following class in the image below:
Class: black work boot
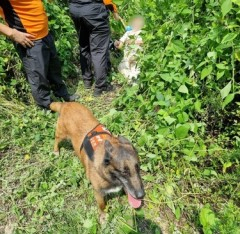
[93,84,114,97]
[84,80,93,89]
[63,94,80,102]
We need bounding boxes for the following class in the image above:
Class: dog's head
[102,136,145,208]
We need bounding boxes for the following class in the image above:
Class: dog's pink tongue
[127,193,142,209]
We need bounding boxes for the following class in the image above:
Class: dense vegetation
[0,0,239,233]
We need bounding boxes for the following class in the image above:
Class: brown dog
[50,102,145,222]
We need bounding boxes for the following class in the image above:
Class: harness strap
[80,124,111,160]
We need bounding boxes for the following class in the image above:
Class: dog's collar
[80,124,112,160]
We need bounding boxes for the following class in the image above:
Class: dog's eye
[123,166,130,176]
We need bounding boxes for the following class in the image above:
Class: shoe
[93,84,114,97]
[84,80,93,89]
[63,94,80,102]
[93,89,102,97]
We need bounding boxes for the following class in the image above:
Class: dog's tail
[50,102,63,113]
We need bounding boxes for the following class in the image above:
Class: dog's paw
[53,151,60,156]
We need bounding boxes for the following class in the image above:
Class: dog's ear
[104,140,114,153]
[118,136,131,145]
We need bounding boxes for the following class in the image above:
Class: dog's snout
[136,189,145,199]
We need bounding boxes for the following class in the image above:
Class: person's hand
[10,29,35,48]
[114,40,120,47]
[113,12,120,21]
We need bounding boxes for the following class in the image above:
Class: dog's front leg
[94,190,106,224]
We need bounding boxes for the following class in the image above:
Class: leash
[119,16,127,28]
[119,16,132,31]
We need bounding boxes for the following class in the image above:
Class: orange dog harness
[80,124,111,160]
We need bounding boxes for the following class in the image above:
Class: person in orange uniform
[69,0,119,96]
[0,0,78,109]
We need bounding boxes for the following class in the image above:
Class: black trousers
[69,2,110,89]
[16,33,69,108]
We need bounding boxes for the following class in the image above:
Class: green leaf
[232,0,240,6]
[197,61,207,69]
[220,81,232,99]
[142,174,156,182]
[167,201,175,214]
[178,85,189,94]
[201,65,213,79]
[169,40,185,53]
[160,73,173,83]
[175,206,181,220]
[138,135,147,147]
[41,182,48,190]
[200,205,219,234]
[165,184,174,196]
[221,33,238,44]
[216,63,227,70]
[222,93,235,108]
[183,148,198,161]
[194,100,202,112]
[156,92,164,101]
[217,71,225,80]
[207,51,217,59]
[175,125,190,139]
[177,112,189,123]
[146,153,157,159]
[221,0,232,17]
[223,162,232,173]
[164,116,176,125]
[234,49,240,61]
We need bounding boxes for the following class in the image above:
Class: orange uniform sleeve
[0,7,5,19]
[103,0,118,12]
